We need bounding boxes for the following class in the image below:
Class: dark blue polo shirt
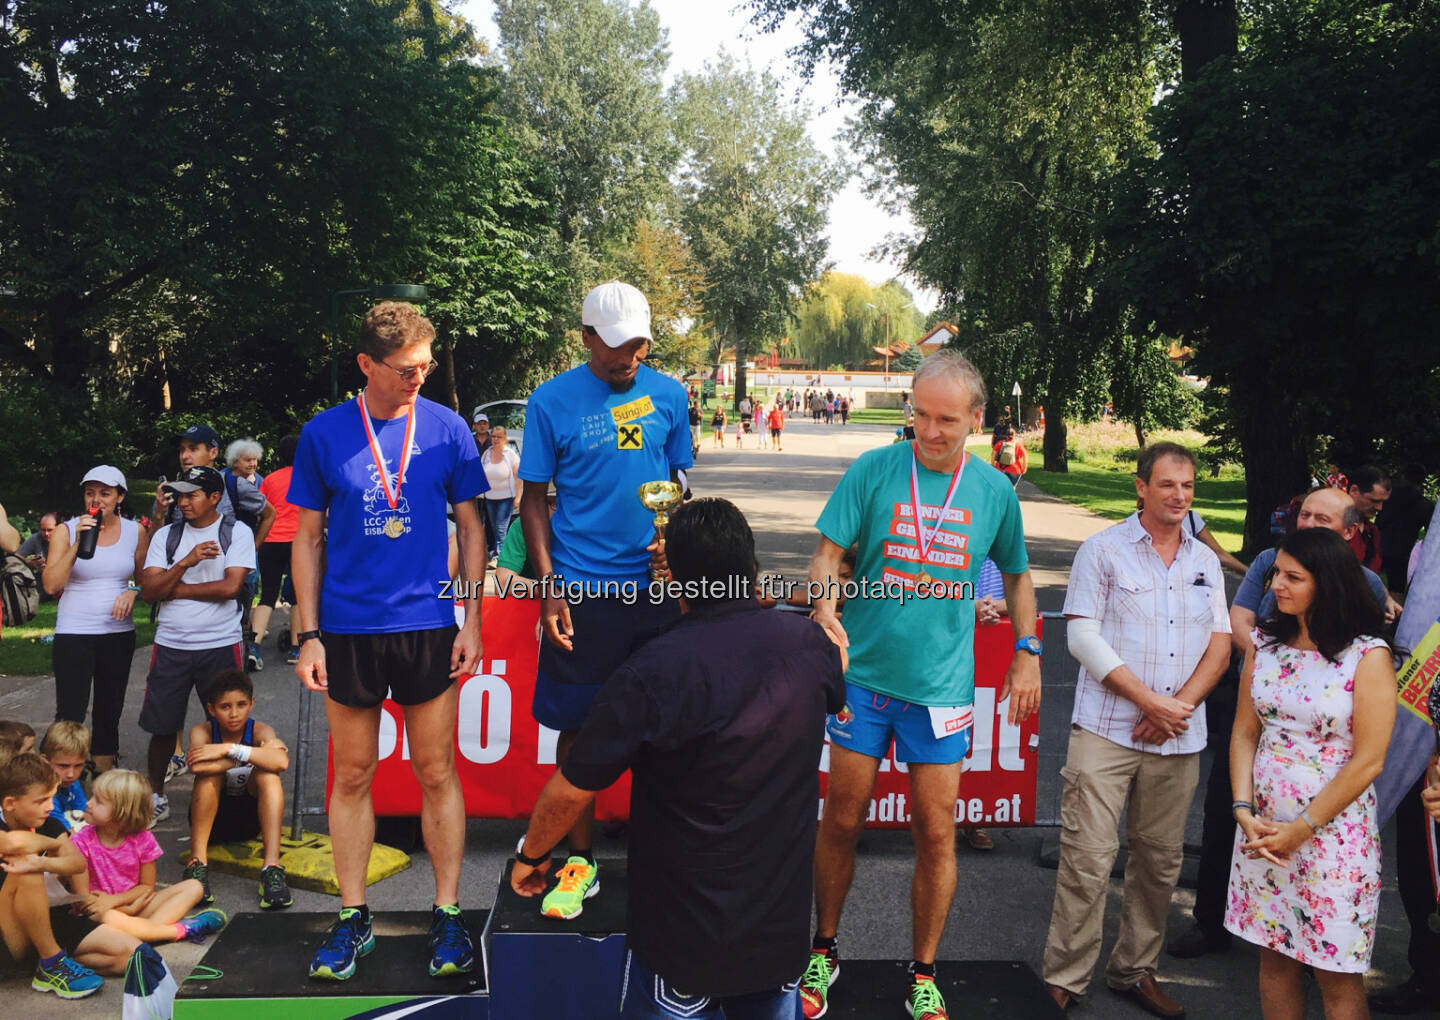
[563,599,846,997]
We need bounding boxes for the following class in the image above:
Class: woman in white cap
[41,466,150,774]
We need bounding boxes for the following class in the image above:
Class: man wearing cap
[517,280,693,921]
[470,410,494,552]
[289,301,488,982]
[138,466,256,825]
[152,423,275,673]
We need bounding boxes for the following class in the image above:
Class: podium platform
[483,857,629,1019]
[175,910,488,1019]
[176,860,1060,1019]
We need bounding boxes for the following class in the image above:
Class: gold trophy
[637,480,685,580]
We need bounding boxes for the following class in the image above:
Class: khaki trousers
[1042,725,1200,995]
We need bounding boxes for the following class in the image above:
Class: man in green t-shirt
[799,350,1042,1020]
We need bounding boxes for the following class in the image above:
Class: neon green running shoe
[540,856,599,920]
[905,974,948,1020]
[799,947,839,1018]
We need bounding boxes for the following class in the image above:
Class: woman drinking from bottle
[43,466,150,774]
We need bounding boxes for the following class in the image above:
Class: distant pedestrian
[711,406,726,448]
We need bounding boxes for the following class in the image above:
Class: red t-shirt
[259,466,299,543]
[768,409,784,430]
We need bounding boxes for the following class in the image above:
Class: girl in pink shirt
[71,770,226,944]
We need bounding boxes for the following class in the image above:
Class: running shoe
[540,856,599,920]
[165,753,188,782]
[285,644,300,665]
[309,908,375,981]
[178,908,229,944]
[259,864,293,910]
[800,947,839,1018]
[31,954,103,999]
[150,794,170,829]
[246,643,264,672]
[184,858,213,904]
[427,904,474,976]
[905,974,948,1020]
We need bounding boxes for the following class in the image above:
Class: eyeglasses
[377,357,439,382]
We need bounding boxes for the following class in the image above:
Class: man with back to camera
[511,497,847,1019]
[517,280,693,922]
[802,350,1042,1020]
[289,301,489,982]
[1042,442,1231,1017]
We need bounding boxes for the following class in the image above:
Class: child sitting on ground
[70,769,227,944]
[40,721,90,830]
[0,719,36,760]
[0,753,138,998]
[183,669,292,909]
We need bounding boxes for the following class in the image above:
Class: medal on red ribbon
[909,445,967,586]
[358,391,416,540]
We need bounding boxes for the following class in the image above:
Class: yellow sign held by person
[1396,616,1440,724]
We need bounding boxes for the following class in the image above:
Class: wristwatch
[1014,636,1043,656]
[295,630,322,647]
[515,835,550,867]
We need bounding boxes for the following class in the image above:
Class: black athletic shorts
[0,906,100,975]
[192,790,262,845]
[322,626,458,709]
[140,643,244,735]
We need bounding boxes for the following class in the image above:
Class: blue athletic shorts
[532,671,605,733]
[826,681,973,765]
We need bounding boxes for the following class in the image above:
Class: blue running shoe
[178,908,228,943]
[31,954,103,999]
[309,908,374,981]
[428,904,474,977]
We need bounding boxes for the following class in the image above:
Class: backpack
[1,554,40,626]
[224,472,261,534]
[998,439,1017,467]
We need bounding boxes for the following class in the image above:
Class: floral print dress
[1223,631,1389,971]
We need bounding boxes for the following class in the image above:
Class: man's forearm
[140,563,188,602]
[807,541,845,619]
[1100,665,1159,710]
[253,504,276,546]
[172,576,244,601]
[1175,633,1232,707]
[522,771,597,858]
[291,531,323,632]
[1001,571,1038,639]
[454,504,486,626]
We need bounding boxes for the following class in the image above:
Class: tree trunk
[1042,415,1069,472]
[1174,0,1239,81]
[439,343,459,412]
[733,330,748,410]
[1236,388,1309,558]
[1134,418,1146,450]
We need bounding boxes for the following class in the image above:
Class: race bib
[928,704,974,741]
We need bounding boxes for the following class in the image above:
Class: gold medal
[917,570,932,585]
[383,516,405,539]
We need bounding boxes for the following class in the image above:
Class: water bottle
[75,506,102,560]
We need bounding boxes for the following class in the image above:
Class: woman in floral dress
[1226,527,1395,1018]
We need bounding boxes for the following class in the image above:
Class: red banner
[333,597,1040,828]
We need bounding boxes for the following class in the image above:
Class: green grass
[1020,421,1247,554]
[0,599,157,677]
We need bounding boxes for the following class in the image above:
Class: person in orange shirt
[991,431,1027,486]
[768,403,785,452]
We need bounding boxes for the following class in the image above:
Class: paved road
[1,414,1427,1017]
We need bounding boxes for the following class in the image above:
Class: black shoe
[184,859,213,904]
[1369,976,1440,1015]
[1166,923,1231,959]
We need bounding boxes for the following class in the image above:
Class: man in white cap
[516,280,693,921]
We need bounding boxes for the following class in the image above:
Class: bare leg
[555,730,595,855]
[73,924,141,975]
[189,774,223,864]
[324,699,382,907]
[813,745,882,938]
[254,770,286,867]
[101,909,183,944]
[907,761,963,963]
[251,604,274,646]
[0,873,62,960]
[403,685,465,906]
[148,733,175,796]
[92,754,116,774]
[1312,967,1370,1020]
[136,880,204,923]
[1257,947,1306,1020]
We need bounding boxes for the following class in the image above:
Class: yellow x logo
[618,424,643,449]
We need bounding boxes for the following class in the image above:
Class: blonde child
[735,418,744,448]
[40,721,89,830]
[70,770,227,944]
[0,719,36,761]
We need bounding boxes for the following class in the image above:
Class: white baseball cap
[582,281,652,348]
[80,465,127,491]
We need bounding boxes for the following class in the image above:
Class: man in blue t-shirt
[802,351,1042,1020]
[516,280,693,921]
[289,302,488,984]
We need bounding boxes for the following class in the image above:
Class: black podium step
[488,856,629,935]
[822,960,1063,1019]
[176,910,488,1020]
